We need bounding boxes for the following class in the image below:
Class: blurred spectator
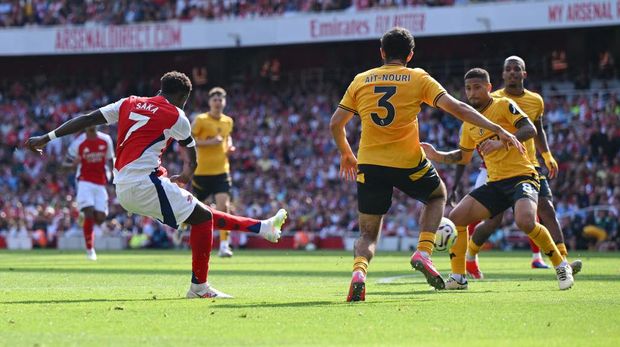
[0,0,486,27]
[0,68,618,251]
[583,210,619,251]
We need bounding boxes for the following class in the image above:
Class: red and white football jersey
[99,95,195,184]
[67,131,114,185]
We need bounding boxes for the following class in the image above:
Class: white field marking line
[376,275,535,284]
[376,274,421,284]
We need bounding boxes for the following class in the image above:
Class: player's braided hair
[160,71,192,95]
[380,27,415,63]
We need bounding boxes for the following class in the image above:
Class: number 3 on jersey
[120,112,151,146]
[371,86,396,126]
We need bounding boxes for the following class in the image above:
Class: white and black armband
[179,136,196,147]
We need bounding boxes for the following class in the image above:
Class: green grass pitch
[1,250,619,346]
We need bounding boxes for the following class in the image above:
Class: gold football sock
[417,231,436,255]
[353,256,369,276]
[467,240,482,258]
[556,242,568,259]
[450,226,468,275]
[528,223,564,267]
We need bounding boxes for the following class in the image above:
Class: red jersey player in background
[64,126,114,260]
[26,71,287,299]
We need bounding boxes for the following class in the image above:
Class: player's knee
[448,208,465,226]
[94,214,106,224]
[515,215,536,233]
[82,208,94,219]
[487,215,502,229]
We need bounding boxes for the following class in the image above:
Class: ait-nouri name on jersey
[99,95,195,184]
[67,131,114,185]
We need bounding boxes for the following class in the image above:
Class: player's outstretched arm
[533,117,558,178]
[435,94,525,154]
[479,118,536,155]
[421,142,473,165]
[25,110,107,155]
[330,107,357,181]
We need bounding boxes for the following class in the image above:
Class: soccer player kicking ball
[26,71,287,299]
[63,126,114,260]
[422,68,574,291]
[330,27,523,302]
[462,56,582,278]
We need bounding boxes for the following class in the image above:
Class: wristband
[541,151,553,162]
[47,131,57,140]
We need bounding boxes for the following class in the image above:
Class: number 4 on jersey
[371,86,397,126]
[120,112,150,147]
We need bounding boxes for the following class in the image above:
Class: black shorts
[536,167,553,199]
[469,175,539,218]
[192,174,232,201]
[357,159,442,215]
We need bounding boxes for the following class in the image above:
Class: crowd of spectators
[0,70,618,251]
[0,0,519,27]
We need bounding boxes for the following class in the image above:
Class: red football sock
[467,221,480,237]
[529,238,540,254]
[83,217,94,250]
[208,207,262,234]
[191,219,214,284]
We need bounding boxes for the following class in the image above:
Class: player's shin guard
[556,243,569,259]
[191,219,214,284]
[417,231,436,256]
[208,207,262,233]
[527,223,564,267]
[450,226,468,275]
[83,217,94,250]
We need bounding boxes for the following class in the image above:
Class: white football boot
[445,274,468,290]
[186,283,233,299]
[259,209,287,243]
[556,263,574,290]
[86,249,97,261]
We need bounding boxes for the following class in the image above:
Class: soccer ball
[434,217,457,252]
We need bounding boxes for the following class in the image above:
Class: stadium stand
[1,69,618,250]
[0,0,535,27]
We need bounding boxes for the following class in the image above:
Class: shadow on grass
[0,298,416,308]
[377,272,620,282]
[2,267,618,283]
[0,267,403,279]
[212,300,336,309]
[210,299,428,309]
[370,290,495,295]
[0,297,186,305]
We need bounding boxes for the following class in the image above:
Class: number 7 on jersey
[120,112,151,146]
